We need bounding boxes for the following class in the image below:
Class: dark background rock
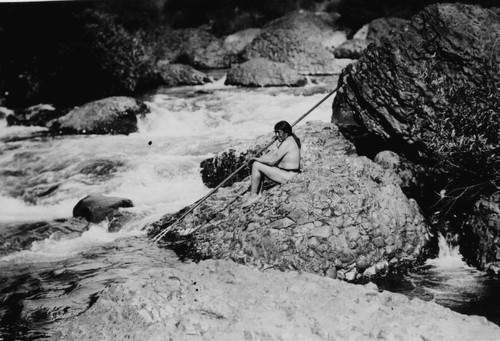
[332,4,500,159]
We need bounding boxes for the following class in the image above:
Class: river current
[1,79,499,339]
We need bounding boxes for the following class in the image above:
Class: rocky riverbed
[52,259,500,341]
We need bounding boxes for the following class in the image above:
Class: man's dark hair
[274,120,301,148]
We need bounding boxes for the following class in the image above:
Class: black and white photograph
[0,0,499,339]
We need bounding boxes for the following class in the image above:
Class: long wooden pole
[152,85,339,243]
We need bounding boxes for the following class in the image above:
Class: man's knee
[252,161,263,172]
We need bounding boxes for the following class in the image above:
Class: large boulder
[225,58,307,87]
[158,63,211,86]
[73,194,134,223]
[150,122,430,281]
[50,96,149,135]
[331,3,500,158]
[241,11,347,75]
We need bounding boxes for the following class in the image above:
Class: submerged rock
[151,122,431,281]
[73,194,133,224]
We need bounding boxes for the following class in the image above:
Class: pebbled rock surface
[151,122,431,281]
[331,3,500,157]
[51,259,500,341]
[225,58,307,87]
[50,96,149,135]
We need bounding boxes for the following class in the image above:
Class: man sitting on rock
[242,120,301,207]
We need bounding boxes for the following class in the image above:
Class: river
[1,79,499,340]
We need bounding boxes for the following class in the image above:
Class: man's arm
[252,140,290,166]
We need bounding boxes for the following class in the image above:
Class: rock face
[50,96,149,135]
[241,10,346,75]
[52,259,500,341]
[225,58,307,87]
[151,122,430,281]
[331,3,500,158]
[73,194,133,223]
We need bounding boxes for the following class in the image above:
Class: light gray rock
[225,58,307,87]
[51,96,148,135]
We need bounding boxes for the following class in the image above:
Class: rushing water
[1,79,499,339]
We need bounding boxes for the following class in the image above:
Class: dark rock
[73,194,133,223]
[331,3,500,159]
[50,96,149,135]
[462,194,500,272]
[225,58,308,87]
[200,148,253,189]
[160,27,235,69]
[158,63,211,86]
[6,104,65,127]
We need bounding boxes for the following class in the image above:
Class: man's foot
[242,194,261,208]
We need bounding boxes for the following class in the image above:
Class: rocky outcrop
[50,96,149,135]
[158,63,211,86]
[51,259,500,341]
[73,194,133,223]
[241,10,347,75]
[331,3,500,158]
[225,58,307,87]
[151,122,430,281]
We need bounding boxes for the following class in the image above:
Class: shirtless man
[243,121,301,207]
